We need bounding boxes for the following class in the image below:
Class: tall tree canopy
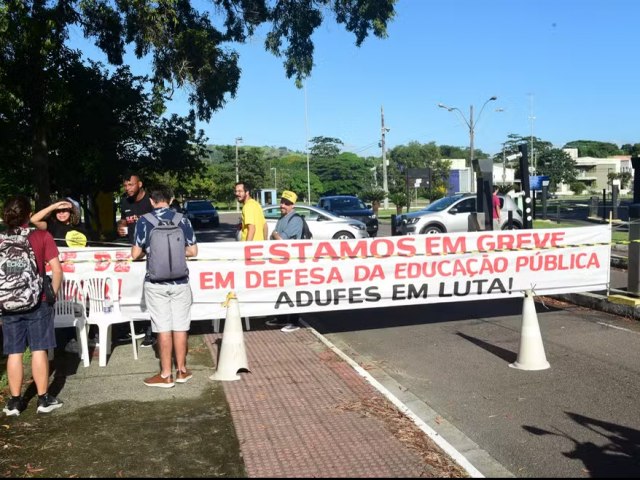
[535,149,577,190]
[0,0,396,205]
[388,141,451,202]
[563,140,623,158]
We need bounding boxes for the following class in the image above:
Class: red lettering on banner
[60,251,77,273]
[397,237,417,256]
[245,267,343,288]
[515,252,599,272]
[477,231,566,251]
[245,245,265,265]
[115,251,131,272]
[200,271,235,290]
[425,236,466,255]
[244,238,418,265]
[269,243,291,264]
[94,252,111,271]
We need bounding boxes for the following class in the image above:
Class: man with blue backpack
[131,186,198,388]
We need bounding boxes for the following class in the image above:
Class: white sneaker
[281,324,300,333]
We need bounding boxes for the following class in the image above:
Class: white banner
[59,225,611,320]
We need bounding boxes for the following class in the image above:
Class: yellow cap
[280,190,297,205]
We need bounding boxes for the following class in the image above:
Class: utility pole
[381,106,389,210]
[235,136,242,213]
[469,104,475,193]
[305,83,311,204]
[502,144,507,185]
[529,94,535,175]
[438,96,497,194]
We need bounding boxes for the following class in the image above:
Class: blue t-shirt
[273,211,303,240]
[133,207,197,284]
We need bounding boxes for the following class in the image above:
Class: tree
[0,0,396,205]
[309,136,344,158]
[360,188,387,216]
[389,192,408,214]
[621,143,640,156]
[388,141,451,205]
[563,140,623,158]
[535,148,577,190]
[312,152,373,196]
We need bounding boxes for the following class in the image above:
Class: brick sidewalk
[205,328,466,478]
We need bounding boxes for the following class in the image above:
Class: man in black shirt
[117,173,155,347]
[118,173,153,244]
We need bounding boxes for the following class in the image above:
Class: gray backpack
[142,212,188,281]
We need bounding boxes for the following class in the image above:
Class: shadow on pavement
[524,412,640,477]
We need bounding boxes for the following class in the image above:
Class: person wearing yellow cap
[266,190,303,332]
[269,191,303,241]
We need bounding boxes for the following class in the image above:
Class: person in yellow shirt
[234,182,267,241]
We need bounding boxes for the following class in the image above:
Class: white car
[262,204,369,240]
[397,193,523,235]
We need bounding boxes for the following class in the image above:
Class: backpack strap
[142,212,183,226]
[285,213,304,239]
[143,212,159,226]
[172,212,183,225]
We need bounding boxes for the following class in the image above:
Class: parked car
[317,195,379,237]
[259,204,369,240]
[397,193,523,235]
[182,199,220,228]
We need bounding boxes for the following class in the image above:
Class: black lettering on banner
[438,278,508,297]
[392,283,429,300]
[274,286,381,309]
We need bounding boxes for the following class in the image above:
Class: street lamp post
[438,96,497,193]
[235,136,242,213]
[271,167,277,190]
[304,83,311,204]
[381,106,390,210]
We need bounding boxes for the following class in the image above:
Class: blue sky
[68,0,640,157]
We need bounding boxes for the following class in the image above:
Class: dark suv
[182,199,220,228]
[317,195,378,237]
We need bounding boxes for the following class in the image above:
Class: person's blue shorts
[2,303,56,355]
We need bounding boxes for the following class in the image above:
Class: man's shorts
[2,303,55,355]
[144,282,192,333]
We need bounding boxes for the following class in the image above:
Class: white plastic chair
[81,273,138,367]
[50,275,90,367]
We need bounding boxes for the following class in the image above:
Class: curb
[552,291,640,320]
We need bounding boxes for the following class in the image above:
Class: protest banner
[59,225,611,320]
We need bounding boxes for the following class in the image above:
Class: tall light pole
[270,167,277,190]
[381,106,390,210]
[529,94,536,175]
[304,83,311,204]
[235,136,242,213]
[438,96,497,193]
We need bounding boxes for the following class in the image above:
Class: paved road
[211,210,640,476]
[305,296,640,477]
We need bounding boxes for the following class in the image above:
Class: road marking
[596,321,640,333]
